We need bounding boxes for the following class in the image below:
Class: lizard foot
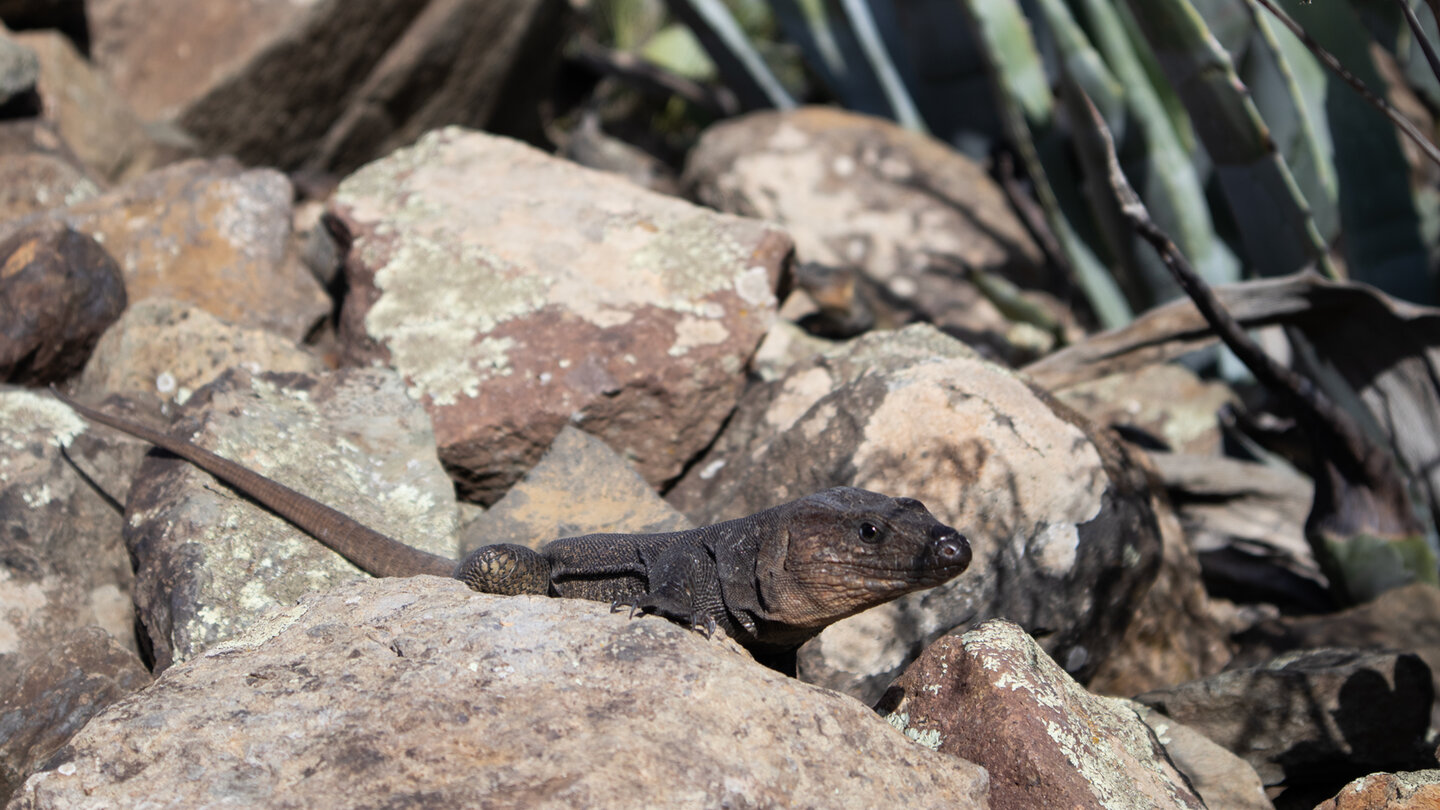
[610,598,717,639]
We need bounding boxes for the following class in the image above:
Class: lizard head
[756,487,971,630]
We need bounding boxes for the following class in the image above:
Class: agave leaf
[1274,0,1433,303]
[663,0,797,109]
[1073,0,1242,296]
[960,0,1132,327]
[1123,0,1335,279]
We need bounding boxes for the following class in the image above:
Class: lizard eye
[858,521,884,543]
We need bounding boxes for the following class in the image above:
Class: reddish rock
[88,0,565,173]
[0,221,124,383]
[878,619,1203,809]
[8,158,330,342]
[331,127,789,503]
[1315,770,1440,810]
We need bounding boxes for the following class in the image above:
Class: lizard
[53,387,972,673]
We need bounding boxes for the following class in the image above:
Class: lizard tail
[53,386,459,580]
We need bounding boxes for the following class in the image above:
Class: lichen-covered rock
[0,389,133,696]
[117,367,460,671]
[3,159,329,342]
[460,426,691,555]
[332,127,789,503]
[878,620,1202,810]
[73,297,325,406]
[1314,769,1440,810]
[0,222,124,384]
[668,324,1161,701]
[684,107,1065,357]
[1123,699,1274,810]
[9,578,992,809]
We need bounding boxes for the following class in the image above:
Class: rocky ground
[1,3,1438,809]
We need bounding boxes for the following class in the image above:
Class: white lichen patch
[668,315,730,357]
[1031,522,1080,576]
[0,389,87,450]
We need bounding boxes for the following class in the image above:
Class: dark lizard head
[754,487,970,632]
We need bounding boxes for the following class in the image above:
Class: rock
[0,627,150,804]
[1087,490,1233,698]
[0,29,37,109]
[88,0,566,174]
[9,578,992,808]
[668,324,1162,702]
[877,620,1202,809]
[0,120,100,221]
[1234,583,1440,728]
[1124,699,1274,810]
[331,127,789,503]
[0,3,86,54]
[558,111,680,195]
[73,297,325,405]
[10,29,158,182]
[1054,363,1237,455]
[1151,453,1324,613]
[459,426,691,556]
[0,222,125,383]
[7,158,330,342]
[749,315,839,382]
[1136,649,1435,791]
[0,389,134,698]
[684,107,1061,354]
[1314,770,1440,810]
[116,367,460,671]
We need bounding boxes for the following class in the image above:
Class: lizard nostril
[931,529,971,569]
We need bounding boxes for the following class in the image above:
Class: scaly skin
[57,388,971,673]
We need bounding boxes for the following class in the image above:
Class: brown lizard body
[56,388,971,672]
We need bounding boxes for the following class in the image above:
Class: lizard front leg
[611,542,724,637]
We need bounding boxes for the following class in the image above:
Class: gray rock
[8,578,992,809]
[0,30,37,106]
[0,389,134,695]
[331,127,790,503]
[668,324,1162,702]
[0,627,149,804]
[74,297,325,406]
[460,426,691,555]
[1122,699,1274,810]
[878,620,1202,810]
[1054,363,1237,456]
[1136,648,1435,789]
[685,107,1065,358]
[117,367,460,671]
[1235,583,1440,728]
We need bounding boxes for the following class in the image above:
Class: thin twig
[1251,0,1440,169]
[1081,92,1412,507]
[1396,0,1440,88]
